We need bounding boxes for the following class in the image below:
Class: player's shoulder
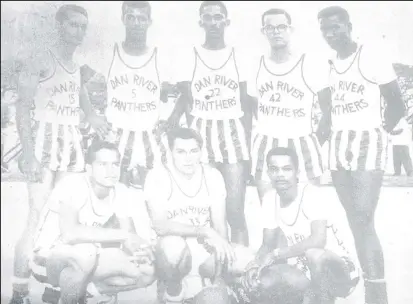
[202,165,224,181]
[359,41,393,63]
[145,165,171,186]
[18,49,54,78]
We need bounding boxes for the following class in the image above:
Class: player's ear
[348,22,353,33]
[261,26,265,35]
[225,19,231,27]
[147,18,152,27]
[199,20,204,28]
[289,25,295,33]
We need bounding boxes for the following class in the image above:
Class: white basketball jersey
[329,45,383,131]
[275,184,352,272]
[106,44,161,131]
[255,55,316,137]
[190,47,244,120]
[34,174,118,250]
[163,165,213,228]
[33,51,81,125]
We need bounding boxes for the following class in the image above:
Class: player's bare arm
[315,87,333,146]
[79,83,110,139]
[167,81,192,128]
[255,227,284,265]
[380,80,406,132]
[58,199,131,245]
[15,53,51,182]
[275,220,327,260]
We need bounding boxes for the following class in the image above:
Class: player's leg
[154,236,193,303]
[11,168,56,303]
[399,144,413,175]
[297,134,324,185]
[251,133,274,203]
[332,169,387,304]
[393,145,402,175]
[305,249,359,304]
[217,162,249,246]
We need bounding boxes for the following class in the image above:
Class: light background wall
[2,1,413,65]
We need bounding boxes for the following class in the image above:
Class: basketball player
[249,8,331,202]
[318,6,406,304]
[145,127,237,303]
[169,0,251,246]
[86,1,173,188]
[254,147,360,303]
[11,5,110,304]
[32,140,155,304]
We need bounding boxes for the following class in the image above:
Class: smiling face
[262,13,292,49]
[319,14,352,51]
[171,138,202,176]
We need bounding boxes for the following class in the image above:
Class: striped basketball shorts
[328,128,389,171]
[107,126,169,171]
[251,132,324,182]
[189,117,250,164]
[31,120,85,172]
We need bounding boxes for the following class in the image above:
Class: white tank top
[190,47,244,120]
[33,51,81,125]
[163,165,213,228]
[256,55,316,137]
[329,45,383,131]
[276,184,352,261]
[106,44,161,131]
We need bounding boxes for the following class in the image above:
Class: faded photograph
[1,1,412,304]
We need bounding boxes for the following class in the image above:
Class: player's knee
[305,248,329,273]
[70,244,99,274]
[154,236,192,280]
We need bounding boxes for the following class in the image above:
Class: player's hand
[88,114,110,139]
[257,249,282,276]
[154,120,169,137]
[123,233,148,254]
[18,154,42,183]
[204,229,236,266]
[128,244,155,265]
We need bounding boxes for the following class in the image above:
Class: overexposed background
[2,1,413,65]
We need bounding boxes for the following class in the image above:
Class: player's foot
[9,291,31,304]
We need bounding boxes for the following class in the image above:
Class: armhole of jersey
[190,46,199,84]
[299,183,311,220]
[357,45,378,85]
[106,43,118,82]
[201,165,210,196]
[255,56,264,91]
[153,47,161,85]
[38,50,56,84]
[300,54,317,96]
[231,47,241,83]
[163,165,174,201]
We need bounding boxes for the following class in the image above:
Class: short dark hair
[55,4,88,23]
[167,127,203,150]
[262,8,292,26]
[266,147,299,170]
[122,1,151,18]
[86,139,120,165]
[199,1,228,17]
[317,6,350,23]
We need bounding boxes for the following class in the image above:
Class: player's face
[122,6,152,39]
[319,15,352,51]
[267,155,298,191]
[199,5,229,39]
[91,148,121,187]
[171,138,202,176]
[262,14,291,49]
[59,11,88,46]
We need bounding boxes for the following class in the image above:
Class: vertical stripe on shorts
[112,126,168,171]
[251,133,324,182]
[189,117,249,164]
[328,128,388,171]
[33,121,85,172]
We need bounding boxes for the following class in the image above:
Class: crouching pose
[198,147,361,304]
[33,140,155,304]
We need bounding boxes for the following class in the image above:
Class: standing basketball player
[87,1,172,188]
[170,1,251,246]
[11,5,109,304]
[318,6,406,304]
[249,8,331,202]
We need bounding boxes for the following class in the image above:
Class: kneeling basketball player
[33,140,155,304]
